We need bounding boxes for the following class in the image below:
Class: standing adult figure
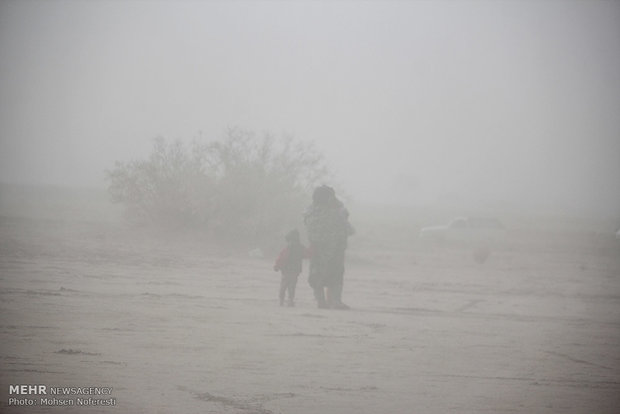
[304,185,354,309]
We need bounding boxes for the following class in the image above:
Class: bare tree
[106,128,330,245]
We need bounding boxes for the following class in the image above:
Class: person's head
[285,229,300,244]
[312,185,335,206]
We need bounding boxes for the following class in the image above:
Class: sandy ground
[1,188,619,413]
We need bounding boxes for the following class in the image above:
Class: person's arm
[274,247,289,271]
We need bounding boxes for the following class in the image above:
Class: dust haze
[1,0,619,215]
[1,1,620,413]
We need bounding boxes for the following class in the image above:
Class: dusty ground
[1,187,619,413]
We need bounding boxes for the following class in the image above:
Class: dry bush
[106,128,329,245]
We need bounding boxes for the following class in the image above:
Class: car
[419,217,505,242]
[419,217,506,263]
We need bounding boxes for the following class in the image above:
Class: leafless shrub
[106,128,329,244]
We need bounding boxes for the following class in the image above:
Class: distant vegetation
[105,128,330,245]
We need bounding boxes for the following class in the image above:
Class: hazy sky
[1,0,619,216]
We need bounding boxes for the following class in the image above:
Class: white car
[419,217,506,263]
[419,217,505,242]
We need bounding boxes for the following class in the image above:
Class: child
[274,229,308,307]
